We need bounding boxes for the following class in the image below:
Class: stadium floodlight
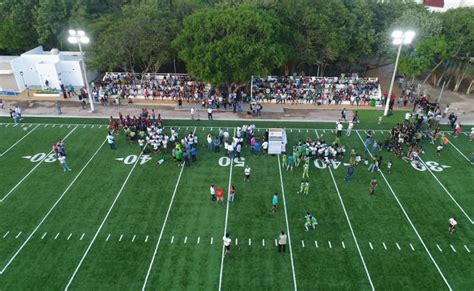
[68,29,94,112]
[384,30,416,116]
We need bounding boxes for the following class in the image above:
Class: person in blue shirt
[272,193,278,213]
[183,151,190,166]
[345,165,355,182]
[213,137,221,152]
[191,146,197,162]
[254,142,261,155]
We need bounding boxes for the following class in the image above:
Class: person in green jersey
[303,181,310,196]
[302,162,309,179]
[281,153,288,168]
[298,180,304,194]
[304,212,318,231]
[175,148,183,166]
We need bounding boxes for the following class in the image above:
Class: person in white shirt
[404,112,411,123]
[58,153,71,172]
[223,233,232,255]
[336,122,343,137]
[207,107,213,120]
[107,132,116,150]
[346,122,354,136]
[207,134,213,152]
[227,142,234,159]
[449,217,457,233]
[190,107,195,120]
[210,184,216,201]
[244,166,251,182]
[262,140,268,154]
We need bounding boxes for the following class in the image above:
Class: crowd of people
[252,74,380,105]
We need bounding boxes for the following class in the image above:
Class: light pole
[68,29,94,112]
[384,30,415,116]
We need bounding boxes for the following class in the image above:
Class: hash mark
[119,234,123,242]
[210,237,213,245]
[80,233,85,240]
[3,231,10,238]
[54,233,60,240]
[184,236,188,244]
[67,233,72,240]
[249,238,251,246]
[15,232,22,239]
[396,243,401,250]
[342,241,345,249]
[132,235,136,242]
[382,242,387,250]
[315,241,318,248]
[369,242,373,250]
[235,238,238,245]
[145,235,149,243]
[262,239,265,247]
[464,245,470,253]
[410,243,415,251]
[450,244,456,252]
[328,241,332,248]
[106,234,111,241]
[437,244,443,252]
[301,240,305,248]
[197,237,200,244]
[41,232,47,240]
[275,239,277,246]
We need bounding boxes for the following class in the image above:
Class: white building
[417,0,473,11]
[0,46,97,93]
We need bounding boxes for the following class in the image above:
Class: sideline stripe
[316,130,374,290]
[218,128,236,291]
[447,140,472,163]
[64,145,146,290]
[277,155,298,290]
[0,126,78,202]
[141,128,196,290]
[418,156,473,224]
[0,124,40,157]
[356,131,453,291]
[0,138,106,275]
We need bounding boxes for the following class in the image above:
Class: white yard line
[418,156,473,224]
[141,128,196,291]
[447,140,472,163]
[0,124,40,158]
[355,131,453,291]
[64,146,146,290]
[316,130,374,290]
[0,126,78,202]
[0,138,106,275]
[218,128,236,291]
[277,155,298,291]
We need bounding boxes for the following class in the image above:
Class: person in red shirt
[216,187,224,205]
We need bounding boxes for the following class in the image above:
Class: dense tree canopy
[0,0,472,92]
[173,5,288,88]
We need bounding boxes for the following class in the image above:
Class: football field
[0,116,472,290]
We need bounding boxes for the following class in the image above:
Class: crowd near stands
[252,74,381,105]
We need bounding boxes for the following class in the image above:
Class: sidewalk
[1,95,473,124]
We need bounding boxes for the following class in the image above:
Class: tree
[90,3,178,73]
[439,7,474,92]
[173,5,288,90]
[398,36,448,84]
[34,0,68,48]
[0,0,39,54]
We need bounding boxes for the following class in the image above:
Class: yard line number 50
[218,157,246,167]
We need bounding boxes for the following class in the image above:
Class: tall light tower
[384,30,415,116]
[68,29,94,112]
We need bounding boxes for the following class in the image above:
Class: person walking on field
[210,184,216,201]
[107,132,116,150]
[223,233,231,256]
[272,193,278,213]
[58,153,71,172]
[369,179,378,195]
[228,186,235,203]
[207,107,213,120]
[278,231,287,253]
[244,165,251,182]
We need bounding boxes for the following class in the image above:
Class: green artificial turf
[0,115,472,290]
